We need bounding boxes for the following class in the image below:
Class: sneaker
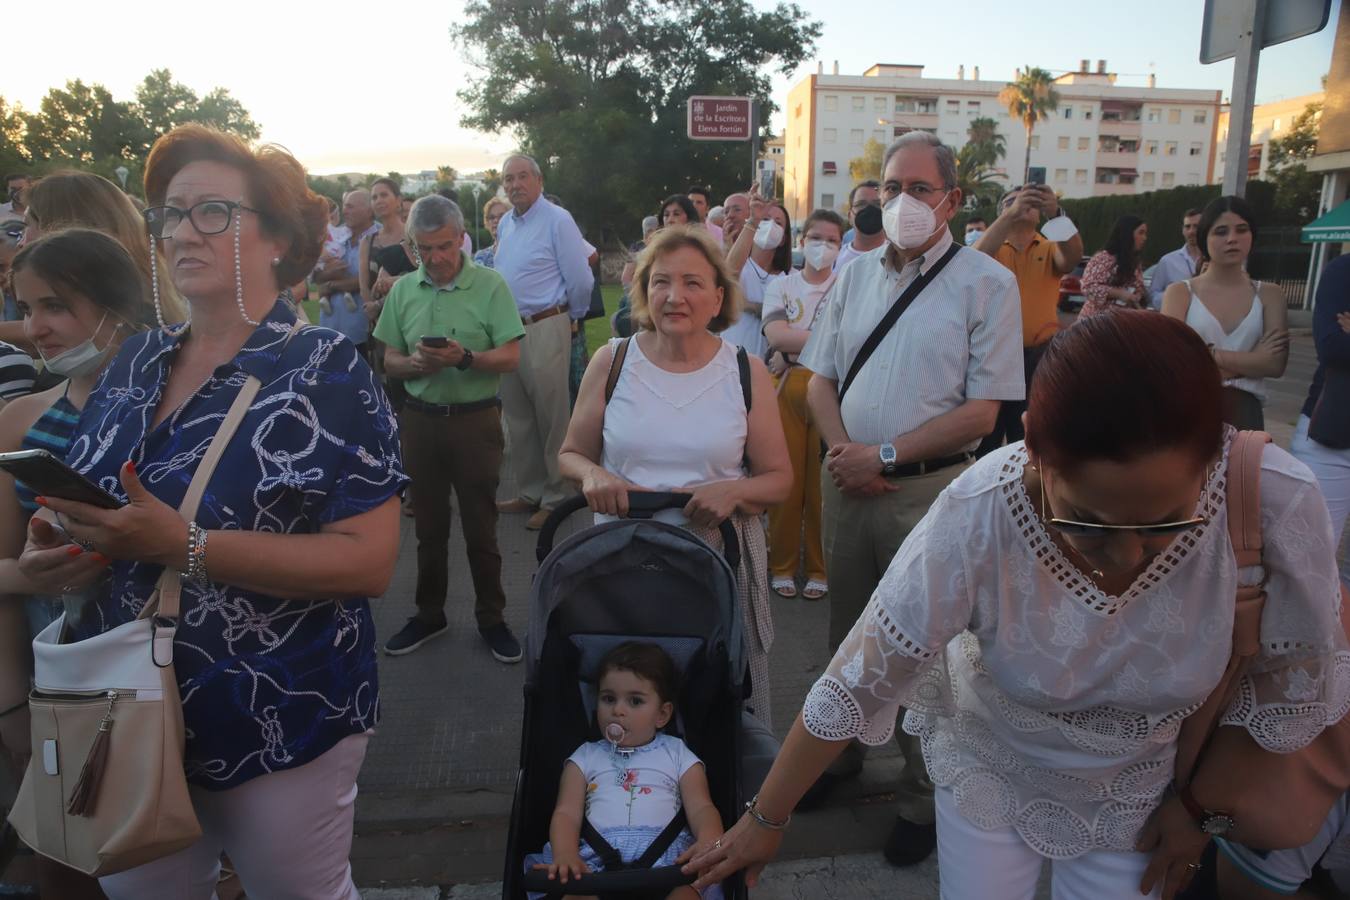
[480,622,523,664]
[497,497,536,514]
[383,617,448,656]
[882,815,937,867]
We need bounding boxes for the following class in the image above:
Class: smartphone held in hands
[420,335,449,348]
[0,450,123,510]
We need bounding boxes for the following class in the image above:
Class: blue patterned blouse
[66,299,407,790]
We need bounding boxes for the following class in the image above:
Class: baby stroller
[504,492,773,900]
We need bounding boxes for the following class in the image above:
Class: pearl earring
[271,257,281,266]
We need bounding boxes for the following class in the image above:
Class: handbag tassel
[67,691,118,817]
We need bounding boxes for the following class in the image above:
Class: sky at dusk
[8,0,1339,175]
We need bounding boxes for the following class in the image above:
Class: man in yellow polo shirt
[973,183,1083,454]
[373,195,527,662]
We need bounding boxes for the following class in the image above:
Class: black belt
[885,451,974,479]
[403,396,500,416]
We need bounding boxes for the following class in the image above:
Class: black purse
[1309,365,1350,449]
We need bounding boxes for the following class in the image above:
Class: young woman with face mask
[723,186,792,359]
[0,228,151,900]
[760,209,846,601]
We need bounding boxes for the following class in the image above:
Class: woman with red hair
[688,310,1349,900]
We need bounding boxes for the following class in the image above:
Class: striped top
[0,342,35,400]
[15,393,80,514]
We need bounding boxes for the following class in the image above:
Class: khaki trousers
[500,312,573,509]
[819,461,969,825]
[768,367,825,580]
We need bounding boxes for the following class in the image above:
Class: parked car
[1058,259,1087,312]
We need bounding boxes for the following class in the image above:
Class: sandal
[802,579,828,600]
[771,577,798,598]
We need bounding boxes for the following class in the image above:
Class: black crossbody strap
[604,337,633,404]
[837,241,962,403]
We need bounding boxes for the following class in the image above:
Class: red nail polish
[92,554,109,565]
[34,496,46,506]
[125,461,136,474]
[66,546,82,557]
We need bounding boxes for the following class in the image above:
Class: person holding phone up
[372,194,527,663]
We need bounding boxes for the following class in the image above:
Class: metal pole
[1222,0,1266,197]
[750,101,761,187]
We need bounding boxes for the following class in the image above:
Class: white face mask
[802,239,839,271]
[753,219,784,251]
[39,313,121,379]
[1040,215,1079,242]
[882,191,951,250]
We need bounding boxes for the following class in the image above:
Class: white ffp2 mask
[882,191,951,250]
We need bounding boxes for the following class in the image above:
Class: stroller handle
[534,491,741,571]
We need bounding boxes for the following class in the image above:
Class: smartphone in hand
[420,335,449,348]
[0,450,123,509]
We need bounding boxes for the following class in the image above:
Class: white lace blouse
[803,437,1350,858]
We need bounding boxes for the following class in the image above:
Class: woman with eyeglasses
[684,311,1349,900]
[473,197,510,269]
[13,125,406,898]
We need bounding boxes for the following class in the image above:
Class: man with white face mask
[797,131,1024,867]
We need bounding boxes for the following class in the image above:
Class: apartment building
[1213,92,1324,184]
[783,60,1223,221]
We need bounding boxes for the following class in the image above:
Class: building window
[1145,140,1159,155]
[1146,107,1160,123]
[874,96,886,113]
[1189,142,1202,156]
[1168,108,1181,124]
[1273,118,1282,131]
[895,96,914,112]
[1057,136,1070,150]
[1063,106,1073,119]
[1162,172,1175,187]
[822,161,837,175]
[967,100,981,117]
[1142,172,1155,187]
[821,193,835,209]
[1054,168,1068,183]
[1075,169,1088,184]
[946,99,960,114]
[823,128,837,143]
[852,95,865,111]
[823,95,837,112]
[1084,108,1093,120]
[1165,141,1178,156]
[1029,135,1040,150]
[1193,110,1207,124]
[918,99,936,114]
[1078,137,1090,151]
[874,129,886,143]
[849,128,864,144]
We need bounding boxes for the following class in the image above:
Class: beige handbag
[9,373,263,876]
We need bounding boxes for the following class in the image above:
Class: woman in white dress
[558,225,791,727]
[684,311,1350,900]
[1162,195,1289,431]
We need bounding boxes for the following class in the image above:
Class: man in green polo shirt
[373,194,526,663]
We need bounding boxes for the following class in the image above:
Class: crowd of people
[0,121,1345,900]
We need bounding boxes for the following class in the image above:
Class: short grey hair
[503,154,542,178]
[641,215,659,235]
[882,132,957,190]
[408,195,465,236]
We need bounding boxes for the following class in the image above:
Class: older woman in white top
[559,225,791,726]
[685,311,1349,900]
[1162,195,1289,431]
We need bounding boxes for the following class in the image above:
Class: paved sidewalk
[350,330,1341,896]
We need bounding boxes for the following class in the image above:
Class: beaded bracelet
[744,794,790,831]
[185,522,209,586]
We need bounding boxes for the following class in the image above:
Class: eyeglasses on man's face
[142,200,262,239]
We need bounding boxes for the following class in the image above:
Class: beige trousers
[500,312,573,509]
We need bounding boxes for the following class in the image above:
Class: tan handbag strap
[1174,429,1271,784]
[142,320,304,621]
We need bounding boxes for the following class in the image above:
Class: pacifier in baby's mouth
[604,722,627,748]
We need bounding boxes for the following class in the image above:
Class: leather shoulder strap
[1226,430,1272,570]
[736,346,751,412]
[604,337,631,405]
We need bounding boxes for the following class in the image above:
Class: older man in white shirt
[493,154,595,529]
[1148,208,1203,309]
[798,131,1024,867]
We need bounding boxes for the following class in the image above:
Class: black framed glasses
[142,200,261,239]
[1040,470,1208,539]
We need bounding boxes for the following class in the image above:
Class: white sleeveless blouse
[1183,280,1268,401]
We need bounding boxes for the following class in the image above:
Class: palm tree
[964,117,1006,169]
[998,67,1060,183]
[955,143,1003,208]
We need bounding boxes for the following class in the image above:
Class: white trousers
[935,787,1160,900]
[1291,415,1350,559]
[99,732,369,900]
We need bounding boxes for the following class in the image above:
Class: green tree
[963,116,1006,168]
[1265,101,1322,220]
[955,144,1003,208]
[849,138,884,184]
[451,0,821,237]
[999,67,1060,183]
[134,70,259,146]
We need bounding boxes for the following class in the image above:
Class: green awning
[1303,201,1350,243]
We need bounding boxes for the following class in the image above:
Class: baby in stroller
[526,641,724,899]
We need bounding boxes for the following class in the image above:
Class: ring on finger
[1186,862,1201,871]
[74,537,96,553]
[713,839,722,850]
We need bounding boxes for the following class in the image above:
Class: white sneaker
[319,297,332,316]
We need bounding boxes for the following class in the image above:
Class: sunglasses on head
[1039,469,1208,539]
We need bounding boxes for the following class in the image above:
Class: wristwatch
[1177,784,1235,836]
[455,348,474,371]
[878,442,899,477]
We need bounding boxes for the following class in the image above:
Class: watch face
[880,444,897,464]
[1202,814,1235,836]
